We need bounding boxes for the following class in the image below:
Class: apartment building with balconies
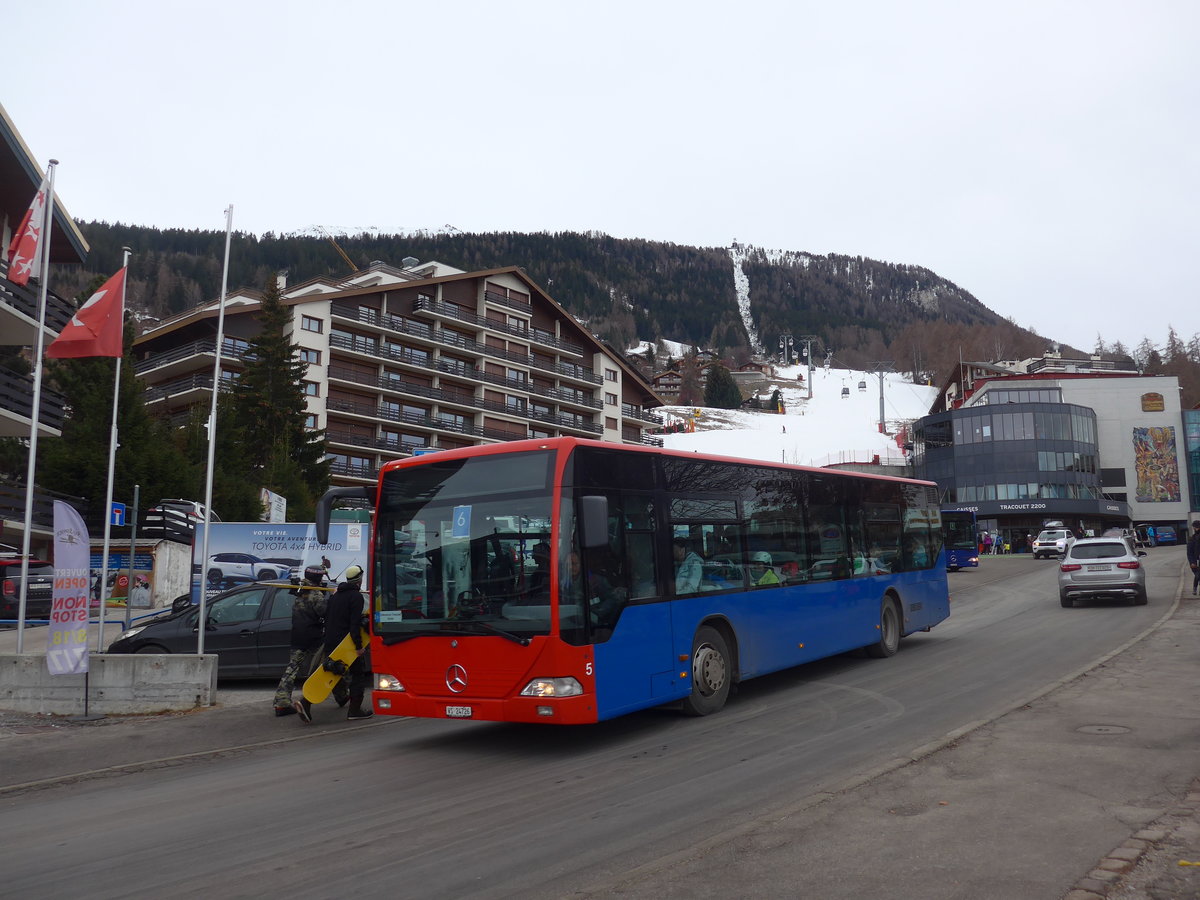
[133,260,664,486]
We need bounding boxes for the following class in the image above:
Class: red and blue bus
[941,509,980,570]
[316,438,951,724]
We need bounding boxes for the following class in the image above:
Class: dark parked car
[107,581,301,678]
[0,558,55,621]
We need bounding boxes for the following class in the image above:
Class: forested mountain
[61,223,1194,400]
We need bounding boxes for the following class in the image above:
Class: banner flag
[6,171,50,286]
[46,267,127,359]
[48,500,91,675]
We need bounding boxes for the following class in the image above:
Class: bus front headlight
[519,677,583,698]
[375,673,405,692]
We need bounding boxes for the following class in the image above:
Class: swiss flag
[46,268,127,359]
[7,172,50,286]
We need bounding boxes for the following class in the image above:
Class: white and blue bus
[318,438,952,724]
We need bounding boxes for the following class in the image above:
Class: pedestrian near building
[1186,521,1200,596]
[273,563,345,716]
[297,564,372,722]
[982,532,993,555]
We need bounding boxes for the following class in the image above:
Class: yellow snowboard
[302,628,369,705]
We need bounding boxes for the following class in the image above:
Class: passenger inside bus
[526,541,552,598]
[748,551,780,586]
[561,550,627,630]
[673,538,703,593]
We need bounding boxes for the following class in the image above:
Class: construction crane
[313,226,358,273]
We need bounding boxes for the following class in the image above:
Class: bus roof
[377,437,938,488]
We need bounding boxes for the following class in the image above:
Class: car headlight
[519,677,583,698]
[115,626,147,641]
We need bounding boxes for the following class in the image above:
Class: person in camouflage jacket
[273,562,348,715]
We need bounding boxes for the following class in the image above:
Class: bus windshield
[942,511,977,550]
[373,450,557,640]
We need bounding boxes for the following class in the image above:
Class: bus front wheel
[865,596,901,658]
[682,625,731,716]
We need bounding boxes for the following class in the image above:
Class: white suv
[1033,529,1075,560]
[205,553,289,584]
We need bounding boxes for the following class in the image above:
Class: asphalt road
[0,551,1181,899]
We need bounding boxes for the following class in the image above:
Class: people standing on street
[1186,521,1200,596]
[273,562,344,716]
[297,564,372,723]
[982,532,993,556]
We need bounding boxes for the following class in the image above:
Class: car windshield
[3,562,53,575]
[1070,542,1128,560]
[373,451,557,640]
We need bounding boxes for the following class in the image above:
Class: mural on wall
[1133,426,1181,503]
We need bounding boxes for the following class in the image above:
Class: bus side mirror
[579,496,609,549]
[316,486,374,544]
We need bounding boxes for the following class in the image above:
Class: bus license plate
[445,706,473,718]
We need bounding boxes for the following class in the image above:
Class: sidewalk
[1,574,1199,898]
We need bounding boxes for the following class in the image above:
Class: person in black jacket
[1187,521,1200,596]
[273,563,345,716]
[299,564,372,722]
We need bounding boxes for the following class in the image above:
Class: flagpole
[94,248,131,653]
[16,159,58,655]
[197,205,233,657]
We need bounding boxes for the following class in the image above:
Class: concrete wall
[152,539,193,607]
[0,653,218,716]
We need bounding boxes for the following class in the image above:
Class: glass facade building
[914,401,1128,547]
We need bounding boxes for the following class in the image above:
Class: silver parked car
[1058,537,1147,607]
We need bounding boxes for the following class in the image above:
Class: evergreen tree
[677,353,704,406]
[180,401,262,521]
[227,279,328,520]
[704,363,742,409]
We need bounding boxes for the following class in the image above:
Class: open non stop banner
[48,500,90,675]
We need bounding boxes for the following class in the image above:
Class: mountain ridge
[63,224,1091,388]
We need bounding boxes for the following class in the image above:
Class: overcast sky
[9,1,1198,353]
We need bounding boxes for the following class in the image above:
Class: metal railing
[331,306,602,385]
[0,366,66,431]
[0,272,74,332]
[414,296,584,356]
[133,337,254,375]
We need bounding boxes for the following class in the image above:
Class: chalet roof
[0,102,88,265]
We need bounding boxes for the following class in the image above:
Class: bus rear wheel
[682,625,731,716]
[865,596,901,658]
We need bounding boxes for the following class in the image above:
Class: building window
[605,392,618,406]
[299,348,321,365]
[605,368,618,382]
[301,316,323,333]
[506,396,527,414]
[605,417,618,430]
[304,414,317,429]
[303,381,319,397]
